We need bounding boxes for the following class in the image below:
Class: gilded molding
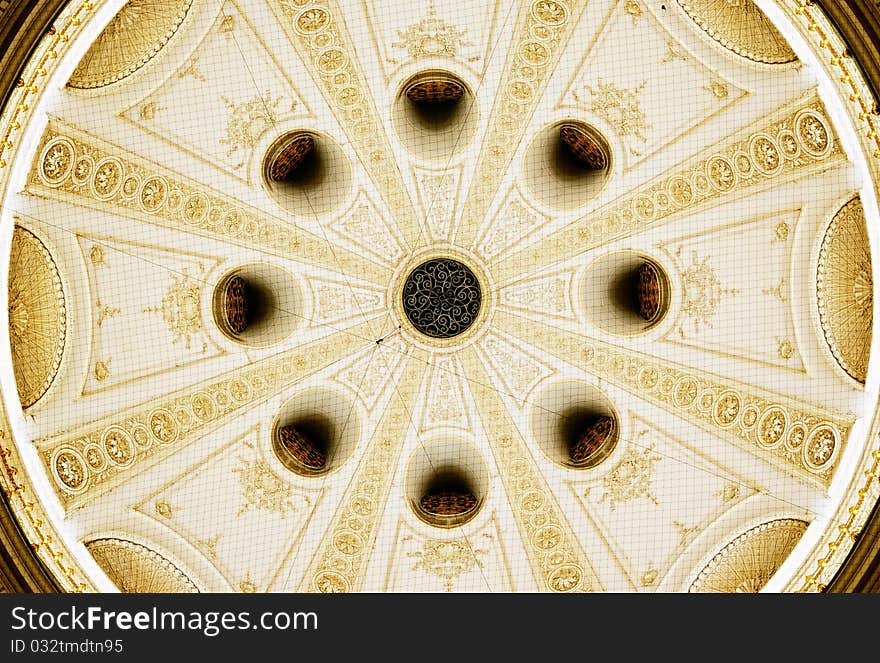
[271,0,424,251]
[494,311,853,487]
[67,0,193,89]
[0,0,104,592]
[8,224,66,408]
[0,0,879,595]
[465,345,602,592]
[780,0,880,592]
[493,91,843,283]
[689,519,808,592]
[676,0,797,64]
[37,320,376,509]
[302,354,424,592]
[817,196,872,384]
[453,0,588,249]
[86,538,199,592]
[27,119,391,285]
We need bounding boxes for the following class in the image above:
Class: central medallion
[402,258,482,339]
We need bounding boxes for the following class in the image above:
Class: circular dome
[1,0,880,595]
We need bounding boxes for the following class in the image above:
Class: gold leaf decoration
[7,226,66,408]
[689,519,808,592]
[86,538,198,593]
[817,197,873,384]
[68,0,193,89]
[677,0,797,64]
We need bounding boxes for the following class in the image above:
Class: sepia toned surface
[0,0,879,594]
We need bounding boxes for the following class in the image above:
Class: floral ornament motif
[533,1,568,25]
[678,253,738,332]
[296,7,331,33]
[624,0,643,20]
[548,565,582,592]
[155,501,173,518]
[143,272,205,350]
[674,520,702,546]
[597,443,662,509]
[716,483,740,503]
[94,360,111,382]
[88,244,107,267]
[149,409,179,444]
[93,159,123,198]
[103,428,134,466]
[140,177,167,212]
[707,81,728,98]
[758,407,787,447]
[232,457,304,517]
[220,93,286,164]
[576,79,651,153]
[239,575,258,593]
[391,1,475,61]
[774,221,790,242]
[777,339,794,360]
[408,537,487,591]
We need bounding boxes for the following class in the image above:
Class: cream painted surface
[0,0,878,593]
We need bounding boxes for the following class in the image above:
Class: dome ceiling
[1,0,880,593]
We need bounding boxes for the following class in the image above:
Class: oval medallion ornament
[402,259,482,339]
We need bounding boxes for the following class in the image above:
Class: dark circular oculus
[402,258,482,339]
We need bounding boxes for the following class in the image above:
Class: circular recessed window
[523,120,612,210]
[271,387,361,478]
[402,258,482,339]
[582,252,672,336]
[262,130,352,218]
[530,380,621,470]
[392,71,478,161]
[211,263,302,347]
[404,437,489,529]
